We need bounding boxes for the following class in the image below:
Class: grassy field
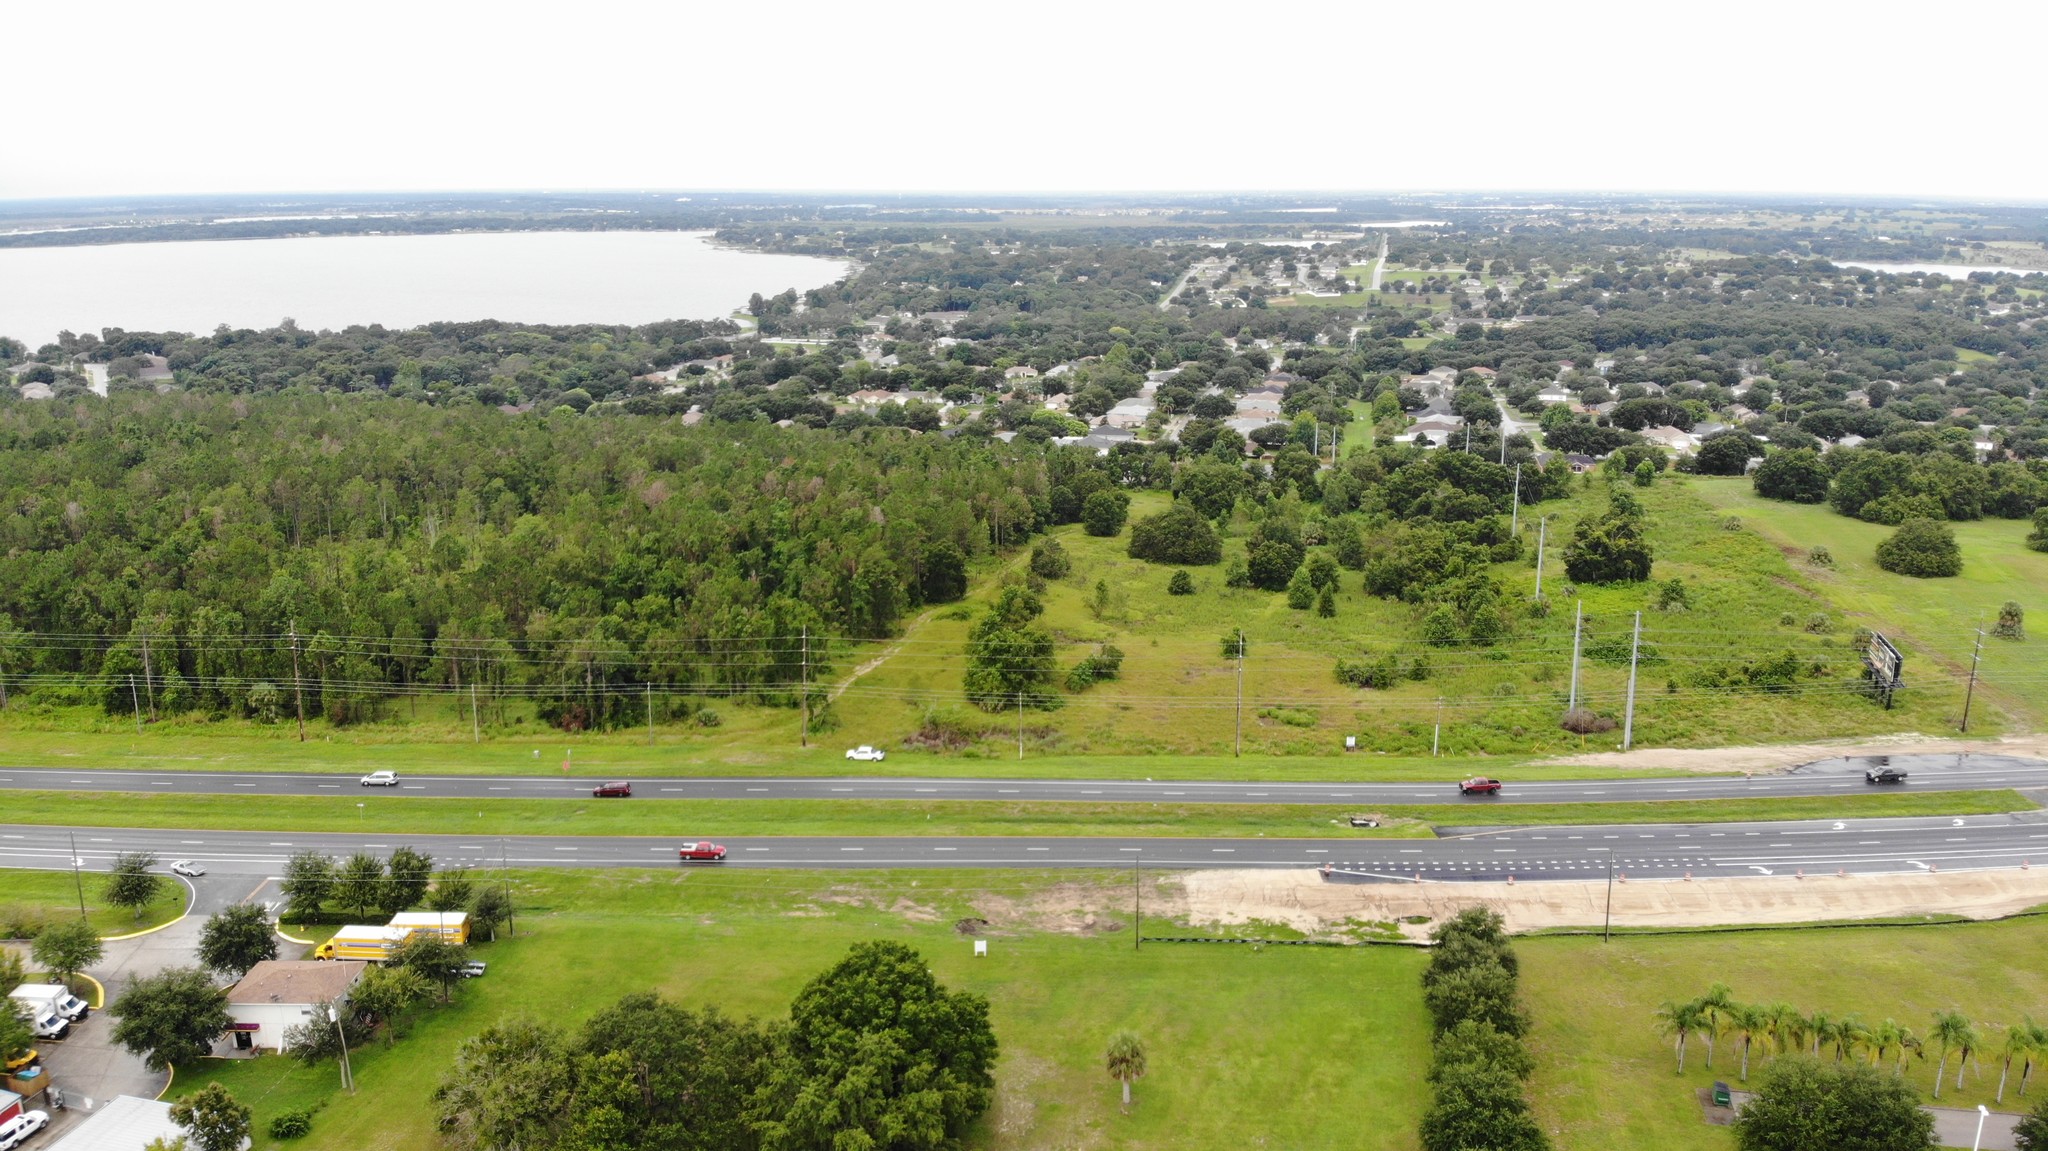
[1,867,189,938]
[2,788,2025,840]
[1691,477,2047,728]
[1520,914,2048,1149]
[166,868,1434,1151]
[0,476,2002,769]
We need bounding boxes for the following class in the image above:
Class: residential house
[225,960,368,1052]
[1394,414,1466,448]
[1103,398,1154,430]
[1638,425,1699,455]
[1003,365,1039,380]
[1536,385,1572,405]
[1234,394,1284,421]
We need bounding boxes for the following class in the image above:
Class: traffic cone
[1796,869,1804,880]
[1837,869,1846,878]
[1930,863,1939,873]
[1683,871,1691,881]
[1507,874,1515,885]
[1618,872,1627,883]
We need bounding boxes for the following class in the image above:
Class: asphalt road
[4,809,2046,881]
[2,753,2042,806]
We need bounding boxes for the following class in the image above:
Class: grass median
[2,788,2028,840]
[1,867,189,937]
[168,866,1434,1151]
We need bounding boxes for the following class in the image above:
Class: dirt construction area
[1537,732,2048,775]
[1176,867,2048,937]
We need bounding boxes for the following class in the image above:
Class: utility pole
[1510,463,1521,535]
[800,626,810,748]
[470,683,480,743]
[1621,611,1642,751]
[288,621,307,742]
[139,630,157,721]
[645,681,654,746]
[69,831,86,919]
[1432,697,1443,757]
[1603,854,1615,942]
[1016,690,1024,760]
[1961,624,1985,733]
[1133,855,1141,952]
[129,674,142,733]
[1233,633,1246,757]
[500,837,515,939]
[1567,600,1584,712]
[1533,516,1548,601]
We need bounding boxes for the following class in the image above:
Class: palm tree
[1807,1009,1837,1058]
[1897,1028,1925,1077]
[1932,1010,1975,1100]
[1698,983,1735,1069]
[1868,1018,1903,1070]
[2019,1019,2048,1097]
[1763,1002,1805,1060]
[1104,1031,1147,1113]
[1835,1014,1870,1064]
[1655,999,1708,1074]
[1730,1003,1768,1082]
[1996,1024,2033,1104]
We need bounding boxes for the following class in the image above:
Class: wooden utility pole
[1133,855,1141,951]
[1961,625,1985,733]
[1016,690,1024,760]
[1533,516,1548,600]
[1567,600,1584,713]
[1510,464,1521,535]
[1233,633,1246,757]
[140,630,157,721]
[128,674,142,732]
[800,626,810,748]
[471,683,480,743]
[289,621,307,742]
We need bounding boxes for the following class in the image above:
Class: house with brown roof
[225,960,368,1052]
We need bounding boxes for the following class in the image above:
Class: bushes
[1418,909,1547,1151]
[1126,503,1222,565]
[1081,490,1130,537]
[1563,491,1654,584]
[1028,537,1071,580]
[1166,570,1194,596]
[269,1109,314,1139]
[1064,645,1124,693]
[1752,448,1830,504]
[1874,517,1962,578]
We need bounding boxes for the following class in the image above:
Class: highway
[2,753,2043,806]
[4,809,2046,882]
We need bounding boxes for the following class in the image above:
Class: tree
[1429,1019,1536,1082]
[105,851,165,920]
[753,941,997,1151]
[1694,432,1764,476]
[1127,504,1222,565]
[1167,569,1194,596]
[280,851,334,922]
[1730,1003,1769,1082]
[1081,490,1130,537]
[169,1083,251,1151]
[1423,961,1527,1039]
[393,932,471,1004]
[1999,1023,2036,1103]
[434,1019,576,1151]
[348,965,430,1031]
[1245,519,1306,592]
[1994,601,2026,641]
[332,852,387,920]
[2029,507,2048,553]
[1,999,34,1067]
[1029,537,1072,579]
[1931,1009,1976,1099]
[111,967,230,1071]
[1696,983,1735,1069]
[428,870,477,913]
[1420,1059,1551,1151]
[962,586,1058,711]
[1563,495,1654,584]
[1105,1031,1147,1112]
[577,994,774,1151]
[920,541,968,604]
[32,919,103,987]
[469,884,514,942]
[2016,1094,2048,1151]
[1733,1056,1935,1151]
[1752,448,1831,504]
[1633,460,1655,487]
[381,846,434,916]
[1876,518,1962,578]
[197,904,277,978]
[1655,999,1708,1074]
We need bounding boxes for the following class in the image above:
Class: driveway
[33,872,256,1138]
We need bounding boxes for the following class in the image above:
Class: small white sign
[973,940,988,957]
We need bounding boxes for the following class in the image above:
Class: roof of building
[228,961,366,1007]
[45,1096,189,1151]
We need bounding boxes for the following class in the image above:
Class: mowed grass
[1691,476,2048,728]
[0,867,189,937]
[1520,914,2048,1150]
[2,788,2026,840]
[166,868,1433,1151]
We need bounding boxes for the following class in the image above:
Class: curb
[100,876,197,941]
[276,927,317,945]
[75,972,107,1009]
[156,1064,174,1101]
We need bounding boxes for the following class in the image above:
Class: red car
[593,781,632,798]
[678,841,728,862]
[1458,777,1503,795]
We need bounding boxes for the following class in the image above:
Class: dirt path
[1531,732,2048,776]
[829,608,939,703]
[1177,867,2048,937]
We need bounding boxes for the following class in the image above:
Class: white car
[170,859,206,877]
[845,745,886,762]
[360,770,400,787]
[0,1109,49,1150]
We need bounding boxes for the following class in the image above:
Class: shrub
[1559,708,1615,734]
[694,708,722,727]
[1028,537,1071,579]
[269,1110,313,1140]
[1081,490,1130,537]
[1807,546,1833,567]
[1752,448,1830,503]
[1167,570,1194,596]
[1874,517,1962,578]
[1127,504,1222,565]
[1336,654,1402,690]
[2030,507,2048,553]
[1994,600,2025,641]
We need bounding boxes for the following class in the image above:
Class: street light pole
[328,1005,354,1093]
[69,831,86,919]
[1972,1103,1989,1151]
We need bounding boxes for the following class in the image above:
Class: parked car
[360,770,400,787]
[845,745,886,762]
[678,841,728,862]
[1864,767,1908,784]
[1458,777,1503,795]
[0,1110,50,1150]
[460,961,488,978]
[2,1047,36,1073]
[592,781,632,798]
[169,859,206,877]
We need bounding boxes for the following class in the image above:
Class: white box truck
[9,985,89,1023]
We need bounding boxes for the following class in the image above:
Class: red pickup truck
[678,841,728,862]
[1458,777,1503,795]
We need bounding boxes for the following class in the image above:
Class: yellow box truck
[387,911,469,945]
[312,925,412,962]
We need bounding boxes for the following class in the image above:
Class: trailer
[387,911,469,945]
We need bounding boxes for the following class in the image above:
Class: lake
[0,231,850,348]
[1827,259,2048,278]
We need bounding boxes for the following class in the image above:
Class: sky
[6,0,2046,204]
